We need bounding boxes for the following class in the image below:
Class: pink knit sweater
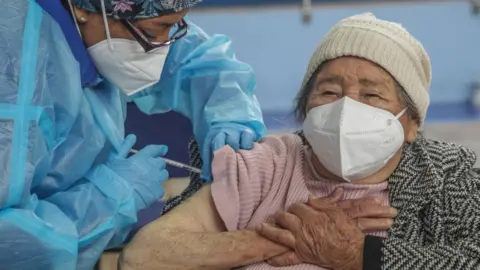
[211,134,389,269]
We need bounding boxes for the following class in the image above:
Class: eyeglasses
[121,19,188,53]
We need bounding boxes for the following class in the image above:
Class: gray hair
[294,64,421,125]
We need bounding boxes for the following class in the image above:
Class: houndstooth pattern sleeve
[381,140,480,270]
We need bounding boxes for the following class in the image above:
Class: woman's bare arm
[119,185,289,270]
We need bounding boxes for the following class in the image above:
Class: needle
[130,149,202,174]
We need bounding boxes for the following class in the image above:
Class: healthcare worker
[0,0,266,269]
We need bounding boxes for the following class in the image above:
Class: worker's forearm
[120,228,289,270]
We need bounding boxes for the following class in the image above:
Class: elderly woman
[119,13,480,270]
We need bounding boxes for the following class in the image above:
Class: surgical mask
[68,0,169,97]
[303,97,406,182]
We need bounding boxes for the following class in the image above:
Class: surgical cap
[72,0,202,20]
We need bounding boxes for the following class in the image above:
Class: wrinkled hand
[263,190,396,267]
[201,122,256,181]
[257,189,366,270]
[332,196,397,233]
[106,134,169,211]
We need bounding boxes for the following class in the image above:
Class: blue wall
[189,1,480,114]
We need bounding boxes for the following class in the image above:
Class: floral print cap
[72,0,202,19]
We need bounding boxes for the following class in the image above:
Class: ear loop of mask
[67,0,82,38]
[99,0,115,51]
[387,108,408,126]
[396,108,408,119]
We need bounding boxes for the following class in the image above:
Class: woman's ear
[72,7,90,24]
[405,119,419,143]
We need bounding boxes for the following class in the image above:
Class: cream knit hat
[301,13,431,124]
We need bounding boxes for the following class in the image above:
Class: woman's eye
[139,29,157,39]
[322,91,337,96]
[364,93,380,99]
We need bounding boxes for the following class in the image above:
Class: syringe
[130,149,202,174]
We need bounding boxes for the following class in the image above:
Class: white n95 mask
[303,97,406,182]
[88,40,169,96]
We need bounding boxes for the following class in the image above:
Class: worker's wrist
[85,164,132,203]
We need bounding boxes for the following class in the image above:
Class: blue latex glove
[201,123,256,181]
[106,134,169,211]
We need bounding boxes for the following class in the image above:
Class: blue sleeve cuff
[84,164,132,206]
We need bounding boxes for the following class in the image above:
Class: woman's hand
[332,195,397,233]
[256,189,394,269]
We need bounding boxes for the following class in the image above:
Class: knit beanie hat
[301,13,431,124]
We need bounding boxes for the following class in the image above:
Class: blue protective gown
[0,0,266,269]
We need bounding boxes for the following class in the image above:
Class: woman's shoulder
[391,137,480,214]
[255,133,304,156]
[215,134,304,167]
[416,138,476,168]
[410,137,478,183]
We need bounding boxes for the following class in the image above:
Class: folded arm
[119,185,289,270]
